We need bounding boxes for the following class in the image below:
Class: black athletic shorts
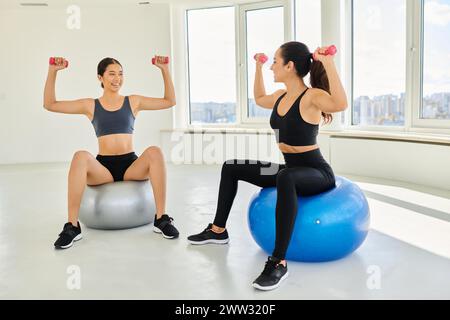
[96,152,138,182]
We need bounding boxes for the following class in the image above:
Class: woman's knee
[71,150,92,165]
[276,168,295,186]
[221,159,240,176]
[144,146,164,162]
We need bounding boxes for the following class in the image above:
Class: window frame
[183,0,450,134]
[239,0,294,124]
[347,0,450,133]
[185,1,292,128]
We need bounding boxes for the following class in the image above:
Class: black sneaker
[153,214,179,239]
[252,256,289,291]
[54,222,82,249]
[187,223,229,245]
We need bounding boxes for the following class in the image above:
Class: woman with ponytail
[187,41,348,291]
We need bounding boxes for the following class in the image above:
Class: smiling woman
[43,54,180,249]
[97,57,123,89]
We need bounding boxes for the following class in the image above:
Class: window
[295,0,322,49]
[245,6,285,120]
[187,7,236,124]
[352,0,406,126]
[421,0,450,120]
[295,0,322,88]
[184,0,450,132]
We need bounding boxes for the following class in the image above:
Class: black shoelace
[59,225,77,237]
[157,216,175,230]
[262,259,280,276]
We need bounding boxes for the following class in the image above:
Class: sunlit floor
[0,162,449,300]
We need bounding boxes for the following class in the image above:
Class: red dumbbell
[49,57,69,67]
[313,45,337,61]
[254,53,268,64]
[152,56,169,65]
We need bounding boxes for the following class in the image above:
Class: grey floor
[0,162,449,299]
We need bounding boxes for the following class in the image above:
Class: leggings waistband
[282,149,335,181]
[283,149,326,167]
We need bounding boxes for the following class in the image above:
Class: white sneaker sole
[252,272,289,291]
[187,238,229,245]
[58,233,83,249]
[153,226,178,239]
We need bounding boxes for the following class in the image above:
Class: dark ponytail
[97,57,122,88]
[280,41,332,125]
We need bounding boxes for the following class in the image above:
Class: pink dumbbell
[325,45,337,55]
[152,56,169,65]
[313,45,337,61]
[49,57,69,67]
[254,53,268,64]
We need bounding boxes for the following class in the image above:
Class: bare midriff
[278,143,319,154]
[97,134,134,155]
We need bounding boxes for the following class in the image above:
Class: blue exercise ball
[247,176,370,262]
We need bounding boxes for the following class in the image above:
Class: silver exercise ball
[79,180,155,230]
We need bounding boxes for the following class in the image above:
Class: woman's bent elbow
[339,104,348,111]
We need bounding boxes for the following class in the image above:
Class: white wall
[0,3,173,164]
[327,136,450,191]
[160,130,450,190]
[160,129,329,166]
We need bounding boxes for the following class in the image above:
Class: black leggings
[213,149,336,260]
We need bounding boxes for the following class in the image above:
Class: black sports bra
[269,88,319,146]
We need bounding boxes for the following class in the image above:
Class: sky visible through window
[187,7,236,124]
[422,0,450,120]
[353,0,406,126]
[246,6,285,119]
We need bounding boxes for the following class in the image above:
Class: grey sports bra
[91,96,135,138]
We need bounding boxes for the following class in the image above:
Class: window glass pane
[422,0,450,120]
[295,0,322,89]
[353,0,406,126]
[187,7,236,124]
[246,6,284,119]
[295,0,321,48]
